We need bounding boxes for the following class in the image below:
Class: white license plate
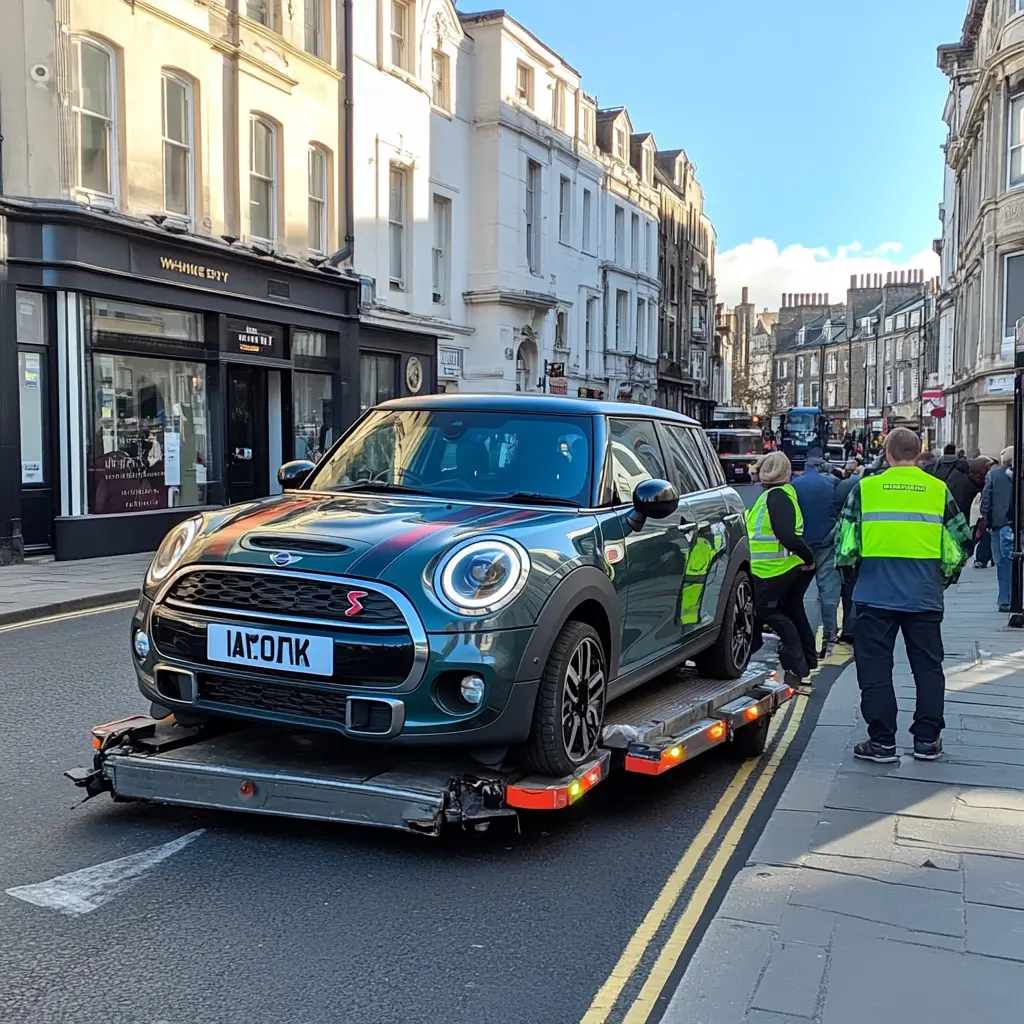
[206,623,333,677]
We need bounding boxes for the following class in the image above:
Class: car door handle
[678,522,697,534]
[697,520,711,530]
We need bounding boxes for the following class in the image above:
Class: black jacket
[928,454,977,517]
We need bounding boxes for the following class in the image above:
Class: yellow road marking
[0,600,137,635]
[579,709,790,1024]
[620,698,806,1023]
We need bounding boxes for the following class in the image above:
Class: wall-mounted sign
[405,356,424,393]
[921,390,946,418]
[158,255,231,284]
[548,378,568,395]
[986,375,1014,395]
[578,387,604,400]
[225,318,285,359]
[439,347,463,378]
[546,361,566,379]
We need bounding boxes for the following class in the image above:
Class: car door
[657,422,730,638]
[605,417,691,671]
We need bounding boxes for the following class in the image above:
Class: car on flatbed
[131,395,756,777]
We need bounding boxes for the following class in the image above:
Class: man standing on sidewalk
[981,446,1015,611]
[835,428,970,763]
[791,451,841,657]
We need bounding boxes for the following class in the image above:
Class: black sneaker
[853,740,899,764]
[837,634,855,646]
[913,738,943,761]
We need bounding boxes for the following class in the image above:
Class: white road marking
[4,829,205,916]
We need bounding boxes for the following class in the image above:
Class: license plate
[206,623,333,677]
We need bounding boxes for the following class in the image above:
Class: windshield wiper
[485,491,580,508]
[331,481,431,496]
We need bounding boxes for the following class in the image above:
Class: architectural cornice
[462,287,559,311]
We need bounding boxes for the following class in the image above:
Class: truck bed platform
[67,661,790,836]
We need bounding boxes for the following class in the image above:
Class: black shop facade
[0,203,437,562]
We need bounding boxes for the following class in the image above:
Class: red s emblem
[344,590,368,617]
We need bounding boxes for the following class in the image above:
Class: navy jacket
[791,470,839,546]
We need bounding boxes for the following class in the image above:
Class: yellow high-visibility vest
[859,467,945,561]
[746,484,804,579]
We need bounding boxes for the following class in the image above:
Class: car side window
[694,430,726,487]
[607,418,669,505]
[660,424,714,495]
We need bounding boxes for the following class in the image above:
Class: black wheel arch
[515,567,622,683]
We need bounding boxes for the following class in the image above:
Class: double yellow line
[581,697,807,1024]
[0,600,137,636]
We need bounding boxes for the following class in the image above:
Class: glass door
[17,292,53,550]
[226,365,268,504]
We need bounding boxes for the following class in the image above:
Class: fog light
[460,674,485,706]
[133,630,150,659]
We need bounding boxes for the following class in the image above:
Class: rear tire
[730,713,770,759]
[520,621,607,776]
[694,570,754,679]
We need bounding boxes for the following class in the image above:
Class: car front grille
[165,569,406,627]
[151,612,414,686]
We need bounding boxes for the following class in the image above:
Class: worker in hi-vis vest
[835,427,970,764]
[746,451,818,692]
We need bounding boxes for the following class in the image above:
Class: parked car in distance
[131,395,755,776]
[705,428,766,484]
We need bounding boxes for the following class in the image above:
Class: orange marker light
[707,722,726,741]
[743,706,761,722]
[668,746,682,759]
[91,737,102,750]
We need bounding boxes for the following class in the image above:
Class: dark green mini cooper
[132,395,755,776]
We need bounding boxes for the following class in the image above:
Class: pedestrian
[833,460,862,645]
[792,450,841,657]
[747,452,819,692]
[980,446,1015,611]
[927,444,978,520]
[969,457,997,567]
[835,428,970,762]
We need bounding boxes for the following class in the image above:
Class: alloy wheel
[561,636,606,763]
[731,579,754,667]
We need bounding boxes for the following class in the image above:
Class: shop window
[161,72,194,221]
[308,145,328,254]
[294,372,333,463]
[90,298,203,344]
[249,116,277,244]
[360,353,398,412]
[18,292,48,486]
[87,353,212,514]
[71,36,118,203]
[292,330,328,359]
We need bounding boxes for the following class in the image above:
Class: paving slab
[829,913,966,953]
[750,940,827,1019]
[824,772,958,819]
[897,816,1024,860]
[802,851,964,893]
[841,755,1024,790]
[748,810,820,868]
[952,801,1024,827]
[965,903,1024,961]
[744,1011,814,1024]
[776,904,836,947]
[963,854,1024,911]
[809,809,896,860]
[717,865,802,926]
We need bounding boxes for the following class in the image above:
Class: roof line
[458,8,582,76]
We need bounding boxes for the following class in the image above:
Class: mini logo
[271,551,302,567]
[345,590,369,617]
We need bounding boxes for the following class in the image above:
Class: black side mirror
[278,460,315,490]
[627,478,679,532]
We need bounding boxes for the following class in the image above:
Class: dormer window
[642,149,653,184]
[797,326,806,346]
[614,126,626,160]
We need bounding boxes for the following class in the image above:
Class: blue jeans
[992,526,1015,608]
[804,541,841,638]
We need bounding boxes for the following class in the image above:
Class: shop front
[0,202,365,561]
[353,325,437,415]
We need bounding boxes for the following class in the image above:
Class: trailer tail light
[505,752,610,810]
[743,705,761,722]
[706,722,727,742]
[625,744,685,776]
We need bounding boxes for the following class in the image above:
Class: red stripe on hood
[202,497,320,559]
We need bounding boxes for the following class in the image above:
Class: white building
[595,109,661,405]
[350,0,474,404]
[457,9,606,396]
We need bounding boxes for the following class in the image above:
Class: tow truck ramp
[67,661,790,836]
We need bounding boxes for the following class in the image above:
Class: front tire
[521,621,607,776]
[694,570,754,679]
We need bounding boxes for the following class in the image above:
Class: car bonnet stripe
[202,497,320,559]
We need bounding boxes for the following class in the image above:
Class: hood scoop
[245,535,351,554]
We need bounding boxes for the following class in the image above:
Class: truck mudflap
[65,662,785,836]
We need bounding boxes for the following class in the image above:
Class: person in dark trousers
[747,452,818,692]
[981,446,1015,611]
[791,452,841,657]
[833,460,862,644]
[927,444,978,519]
[835,428,970,763]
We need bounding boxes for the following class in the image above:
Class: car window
[607,418,668,504]
[660,424,715,495]
[693,429,727,486]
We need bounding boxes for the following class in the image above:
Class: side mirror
[278,460,315,490]
[627,478,679,532]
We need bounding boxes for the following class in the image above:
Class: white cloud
[715,238,939,309]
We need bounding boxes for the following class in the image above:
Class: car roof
[375,393,700,425]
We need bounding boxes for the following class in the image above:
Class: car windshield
[785,413,817,444]
[307,409,594,506]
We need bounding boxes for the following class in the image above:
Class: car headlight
[146,516,202,587]
[433,538,530,615]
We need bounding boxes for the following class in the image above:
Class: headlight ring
[146,516,202,587]
[433,537,531,616]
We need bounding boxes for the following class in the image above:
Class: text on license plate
[206,624,333,677]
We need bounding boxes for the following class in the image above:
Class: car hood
[187,491,571,581]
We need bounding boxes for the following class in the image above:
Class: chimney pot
[825,292,829,305]
[742,286,749,304]
[850,274,857,288]
[886,272,892,284]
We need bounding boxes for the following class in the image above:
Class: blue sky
[457,0,968,306]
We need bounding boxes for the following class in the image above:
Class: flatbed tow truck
[67,661,790,836]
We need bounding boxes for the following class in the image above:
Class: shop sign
[405,356,424,394]
[225,319,285,359]
[921,390,946,418]
[578,387,604,400]
[986,375,1014,395]
[21,461,43,484]
[438,347,463,378]
[548,378,568,395]
[158,255,231,284]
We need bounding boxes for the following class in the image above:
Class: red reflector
[743,705,761,721]
[505,762,606,810]
[784,686,794,699]
[239,780,256,798]
[707,722,727,742]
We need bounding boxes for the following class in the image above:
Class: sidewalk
[0,552,152,626]
[664,564,1024,1024]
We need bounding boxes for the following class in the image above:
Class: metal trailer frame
[66,662,792,837]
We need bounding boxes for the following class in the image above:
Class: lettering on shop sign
[224,318,285,360]
[158,256,230,284]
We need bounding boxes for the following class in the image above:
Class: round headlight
[434,538,530,615]
[146,517,202,586]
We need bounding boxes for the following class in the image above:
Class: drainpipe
[327,0,355,268]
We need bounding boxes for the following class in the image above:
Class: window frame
[246,0,271,25]
[388,163,410,290]
[526,159,541,274]
[630,212,640,270]
[160,71,194,223]
[304,0,325,58]
[248,115,278,245]
[657,421,715,496]
[615,289,629,349]
[614,205,625,264]
[1009,92,1024,190]
[636,298,646,356]
[552,79,565,130]
[604,416,671,507]
[307,145,328,255]
[515,61,533,107]
[390,0,411,72]
[558,175,572,245]
[431,193,451,304]
[431,49,450,111]
[584,296,597,374]
[614,126,626,161]
[581,187,593,253]
[71,35,119,205]
[1003,250,1024,356]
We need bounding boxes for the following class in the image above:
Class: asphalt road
[0,483,839,1024]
